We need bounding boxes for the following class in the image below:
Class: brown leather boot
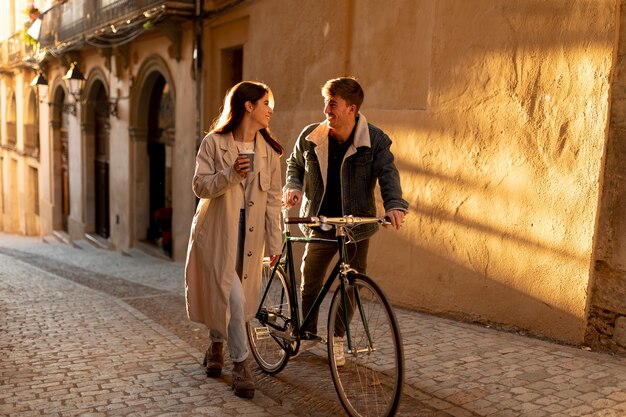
[202,342,223,377]
[232,358,255,398]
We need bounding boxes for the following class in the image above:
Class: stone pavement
[0,232,625,416]
[0,238,290,416]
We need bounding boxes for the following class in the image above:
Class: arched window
[24,90,39,153]
[6,90,17,146]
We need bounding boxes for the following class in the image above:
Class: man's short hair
[322,77,364,112]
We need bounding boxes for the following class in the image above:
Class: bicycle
[246,208,404,417]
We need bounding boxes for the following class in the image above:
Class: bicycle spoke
[246,262,291,374]
[327,274,404,417]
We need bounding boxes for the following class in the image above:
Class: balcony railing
[39,0,195,49]
[5,32,35,67]
[0,39,6,66]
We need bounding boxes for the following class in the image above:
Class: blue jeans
[209,209,248,363]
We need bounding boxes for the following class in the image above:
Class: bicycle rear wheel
[246,261,291,374]
[327,273,404,417]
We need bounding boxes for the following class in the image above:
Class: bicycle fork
[339,265,377,356]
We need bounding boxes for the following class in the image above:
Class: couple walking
[184,77,409,398]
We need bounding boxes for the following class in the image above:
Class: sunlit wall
[370,0,614,343]
[220,0,616,343]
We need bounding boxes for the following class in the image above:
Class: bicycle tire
[327,273,404,417]
[246,261,291,374]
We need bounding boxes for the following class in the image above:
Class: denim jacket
[284,113,409,241]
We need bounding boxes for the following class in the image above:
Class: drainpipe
[194,0,204,150]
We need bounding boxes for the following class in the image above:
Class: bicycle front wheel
[246,261,291,374]
[327,273,404,417]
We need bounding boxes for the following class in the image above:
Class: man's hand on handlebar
[282,189,302,208]
[384,209,406,230]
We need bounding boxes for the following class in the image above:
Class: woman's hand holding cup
[235,151,254,177]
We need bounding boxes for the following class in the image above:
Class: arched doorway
[130,57,176,258]
[51,87,70,233]
[146,75,174,256]
[93,83,110,238]
[61,96,70,232]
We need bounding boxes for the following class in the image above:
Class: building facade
[1,0,625,353]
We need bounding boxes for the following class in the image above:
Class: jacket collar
[306,113,371,148]
[305,113,370,191]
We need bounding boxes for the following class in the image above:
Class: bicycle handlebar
[284,215,391,226]
[284,217,316,224]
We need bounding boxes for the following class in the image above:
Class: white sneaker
[333,339,346,367]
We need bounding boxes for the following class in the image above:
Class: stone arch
[81,67,111,238]
[128,54,176,256]
[25,89,38,152]
[5,87,18,232]
[49,77,70,232]
[6,88,17,145]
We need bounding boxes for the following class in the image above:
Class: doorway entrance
[93,84,110,238]
[61,127,69,232]
[145,75,174,256]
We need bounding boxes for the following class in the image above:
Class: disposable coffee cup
[239,150,255,172]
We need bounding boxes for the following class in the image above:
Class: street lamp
[63,62,85,115]
[30,71,48,102]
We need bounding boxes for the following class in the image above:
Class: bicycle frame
[256,213,366,355]
[250,211,404,417]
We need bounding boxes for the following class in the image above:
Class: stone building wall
[588,0,626,354]
[203,0,617,344]
[1,0,624,350]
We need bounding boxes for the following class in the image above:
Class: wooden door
[61,128,69,232]
[94,94,110,238]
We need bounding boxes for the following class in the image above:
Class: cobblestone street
[1,233,625,416]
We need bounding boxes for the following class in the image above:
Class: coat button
[248,201,254,206]
[249,226,254,232]
[247,251,253,256]
[243,274,248,280]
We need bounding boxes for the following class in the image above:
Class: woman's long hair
[210,81,283,155]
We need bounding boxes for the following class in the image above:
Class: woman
[185,81,283,399]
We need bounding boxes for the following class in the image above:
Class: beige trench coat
[184,131,282,337]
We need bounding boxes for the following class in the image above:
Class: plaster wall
[66,75,86,241]
[105,54,131,251]
[207,0,615,342]
[381,0,613,343]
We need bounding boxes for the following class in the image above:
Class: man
[283,77,408,363]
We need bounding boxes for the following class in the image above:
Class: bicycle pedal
[253,326,271,340]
